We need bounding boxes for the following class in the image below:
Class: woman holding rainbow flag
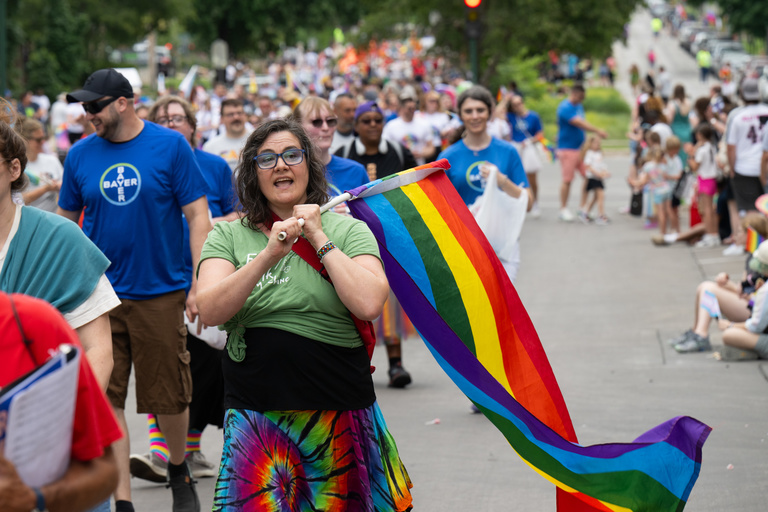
[196,118,413,511]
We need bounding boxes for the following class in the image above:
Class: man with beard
[58,68,211,512]
[202,98,253,172]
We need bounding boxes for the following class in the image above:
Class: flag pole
[276,192,353,241]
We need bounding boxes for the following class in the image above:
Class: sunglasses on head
[358,117,383,126]
[310,117,338,128]
[83,97,118,115]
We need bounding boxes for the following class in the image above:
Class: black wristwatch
[31,487,48,512]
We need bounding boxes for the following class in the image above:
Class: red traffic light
[464,0,481,7]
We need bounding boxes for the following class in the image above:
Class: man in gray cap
[57,68,210,512]
[721,78,768,255]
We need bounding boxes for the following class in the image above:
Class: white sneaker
[530,203,541,218]
[186,451,217,478]
[559,208,575,222]
[694,234,720,248]
[663,233,679,243]
[722,244,745,256]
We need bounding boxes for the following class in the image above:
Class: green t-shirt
[200,212,381,355]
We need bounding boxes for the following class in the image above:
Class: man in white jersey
[382,95,436,165]
[725,79,768,253]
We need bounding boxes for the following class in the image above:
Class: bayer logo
[100,163,142,205]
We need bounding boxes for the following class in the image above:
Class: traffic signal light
[464,0,481,7]
[465,0,482,39]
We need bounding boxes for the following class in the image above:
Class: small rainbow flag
[344,160,711,511]
[539,136,557,162]
[746,226,765,253]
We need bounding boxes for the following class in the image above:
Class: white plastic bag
[469,164,528,262]
[521,142,543,172]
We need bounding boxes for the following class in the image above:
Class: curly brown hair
[237,118,329,228]
[0,99,29,192]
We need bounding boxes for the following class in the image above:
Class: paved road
[122,9,766,512]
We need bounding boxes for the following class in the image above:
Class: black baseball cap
[66,68,134,103]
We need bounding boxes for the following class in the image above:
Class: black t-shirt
[222,327,376,411]
[335,139,418,179]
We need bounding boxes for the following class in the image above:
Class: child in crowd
[662,136,684,243]
[688,123,720,248]
[579,135,610,225]
[631,147,672,234]
[640,131,662,228]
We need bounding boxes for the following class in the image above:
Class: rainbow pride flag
[746,226,764,254]
[344,160,711,511]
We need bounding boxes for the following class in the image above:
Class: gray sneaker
[668,329,694,347]
[130,452,168,483]
[186,451,216,478]
[674,333,711,353]
[167,461,200,512]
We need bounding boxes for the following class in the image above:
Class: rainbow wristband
[317,240,337,261]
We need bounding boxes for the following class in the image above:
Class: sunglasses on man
[83,97,119,115]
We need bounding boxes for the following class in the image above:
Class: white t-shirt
[583,149,606,179]
[382,116,435,165]
[66,103,86,134]
[0,204,120,329]
[725,104,768,177]
[666,153,683,181]
[418,111,451,145]
[650,123,674,148]
[695,142,718,179]
[24,153,63,213]
[202,131,253,172]
[486,118,511,142]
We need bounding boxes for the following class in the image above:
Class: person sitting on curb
[670,231,768,353]
[717,240,768,360]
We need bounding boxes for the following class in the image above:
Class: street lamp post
[464,0,482,82]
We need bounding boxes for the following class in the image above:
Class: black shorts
[731,173,763,212]
[586,178,605,191]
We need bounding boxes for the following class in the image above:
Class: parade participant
[438,85,531,282]
[293,97,368,195]
[19,118,62,212]
[334,101,417,387]
[196,118,413,511]
[508,94,544,217]
[329,93,357,154]
[128,95,238,483]
[418,90,452,151]
[382,94,436,165]
[203,98,253,172]
[556,84,607,222]
[0,293,122,512]
[58,68,211,512]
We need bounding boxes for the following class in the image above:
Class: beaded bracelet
[317,240,337,261]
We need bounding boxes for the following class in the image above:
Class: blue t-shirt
[557,99,586,149]
[325,155,369,195]
[59,121,208,300]
[507,111,543,143]
[182,149,237,291]
[437,138,529,206]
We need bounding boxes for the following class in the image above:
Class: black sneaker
[166,462,200,512]
[388,362,412,388]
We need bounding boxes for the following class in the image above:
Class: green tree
[357,0,639,84]
[185,0,361,57]
[688,0,768,49]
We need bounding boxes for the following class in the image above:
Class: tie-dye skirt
[213,402,413,511]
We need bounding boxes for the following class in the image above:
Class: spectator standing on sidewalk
[722,79,768,256]
[58,68,211,512]
[556,84,607,222]
[508,94,544,217]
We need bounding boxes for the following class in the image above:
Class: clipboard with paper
[0,344,80,487]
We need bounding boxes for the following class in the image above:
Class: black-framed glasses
[309,117,338,128]
[253,149,306,170]
[156,115,188,126]
[358,117,383,125]
[83,97,118,115]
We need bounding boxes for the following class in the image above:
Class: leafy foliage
[687,0,768,42]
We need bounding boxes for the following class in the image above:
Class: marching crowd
[3,18,768,511]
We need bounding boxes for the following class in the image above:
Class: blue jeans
[86,499,111,512]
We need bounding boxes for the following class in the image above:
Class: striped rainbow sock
[147,414,169,462]
[186,429,202,455]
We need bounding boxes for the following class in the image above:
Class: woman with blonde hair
[19,118,62,212]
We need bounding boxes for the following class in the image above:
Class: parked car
[681,26,711,53]
[711,42,747,71]
[691,30,727,55]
